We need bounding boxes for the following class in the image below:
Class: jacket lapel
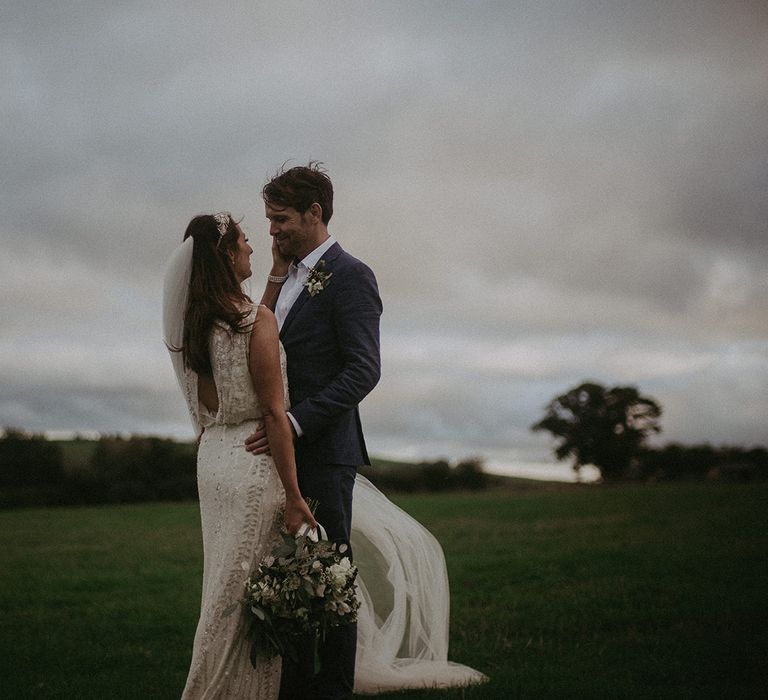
[279,242,343,339]
[279,287,310,338]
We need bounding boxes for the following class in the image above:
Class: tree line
[3,382,766,509]
[0,429,490,508]
[0,430,197,508]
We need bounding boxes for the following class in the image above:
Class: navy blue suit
[278,241,381,700]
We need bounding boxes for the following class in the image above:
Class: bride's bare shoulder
[252,304,276,324]
[248,305,278,347]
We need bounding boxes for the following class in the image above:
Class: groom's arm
[288,261,382,441]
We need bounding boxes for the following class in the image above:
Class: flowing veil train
[351,475,488,693]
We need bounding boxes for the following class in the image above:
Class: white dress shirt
[275,236,336,437]
[275,236,336,329]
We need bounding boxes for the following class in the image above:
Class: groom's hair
[262,161,334,224]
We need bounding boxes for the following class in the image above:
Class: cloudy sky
[2,1,766,467]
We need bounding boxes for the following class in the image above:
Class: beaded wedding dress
[165,273,487,695]
[179,306,284,699]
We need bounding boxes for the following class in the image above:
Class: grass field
[1,482,766,699]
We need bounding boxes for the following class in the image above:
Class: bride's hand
[270,237,291,276]
[284,494,317,536]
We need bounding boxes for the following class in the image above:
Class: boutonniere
[304,260,333,297]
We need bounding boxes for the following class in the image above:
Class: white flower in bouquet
[328,557,353,588]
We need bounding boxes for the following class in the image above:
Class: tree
[453,458,488,490]
[89,435,196,502]
[531,382,662,480]
[0,428,63,487]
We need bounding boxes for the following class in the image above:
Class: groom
[245,163,382,699]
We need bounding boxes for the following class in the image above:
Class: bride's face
[231,224,253,282]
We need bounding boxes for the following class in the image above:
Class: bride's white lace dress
[180,305,284,698]
[177,304,487,698]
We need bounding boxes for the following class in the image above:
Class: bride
[163,212,487,698]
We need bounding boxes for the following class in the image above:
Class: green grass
[1,483,766,698]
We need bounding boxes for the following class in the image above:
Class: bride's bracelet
[267,273,289,284]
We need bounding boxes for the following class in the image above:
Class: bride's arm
[258,238,290,311]
[248,307,316,535]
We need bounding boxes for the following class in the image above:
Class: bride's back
[196,304,288,427]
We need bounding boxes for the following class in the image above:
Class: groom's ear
[308,202,323,223]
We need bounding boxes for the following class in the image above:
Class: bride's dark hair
[182,213,252,374]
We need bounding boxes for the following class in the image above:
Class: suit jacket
[279,241,382,468]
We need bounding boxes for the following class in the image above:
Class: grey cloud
[0,382,186,437]
[2,1,766,459]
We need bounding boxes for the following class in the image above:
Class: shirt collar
[298,236,336,270]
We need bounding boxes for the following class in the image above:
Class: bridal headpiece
[213,212,230,243]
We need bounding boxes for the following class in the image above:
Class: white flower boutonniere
[304,260,333,297]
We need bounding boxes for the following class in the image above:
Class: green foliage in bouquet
[234,530,359,668]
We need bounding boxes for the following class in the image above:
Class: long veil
[162,236,200,434]
[352,475,488,693]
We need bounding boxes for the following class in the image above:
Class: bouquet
[231,526,360,668]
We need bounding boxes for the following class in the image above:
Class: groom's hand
[244,427,270,455]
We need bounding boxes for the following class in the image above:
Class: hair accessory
[213,212,230,238]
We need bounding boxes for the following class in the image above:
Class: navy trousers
[279,464,357,700]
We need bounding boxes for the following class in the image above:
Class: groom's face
[265,203,316,262]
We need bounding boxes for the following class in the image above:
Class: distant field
[1,483,766,698]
